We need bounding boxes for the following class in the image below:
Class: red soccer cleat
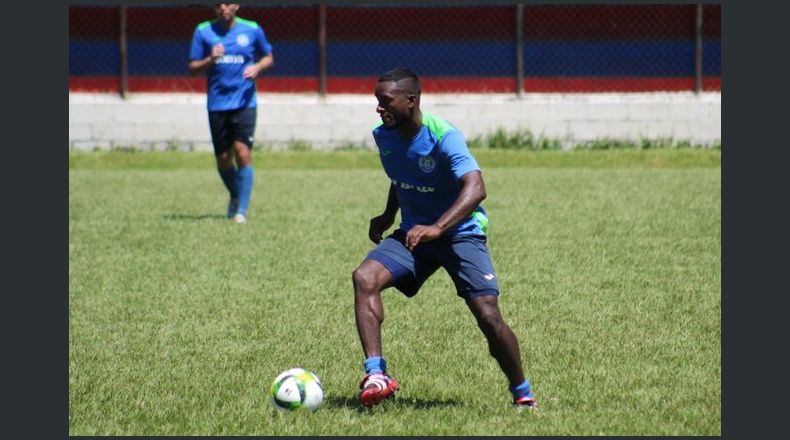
[359,373,399,407]
[513,394,538,411]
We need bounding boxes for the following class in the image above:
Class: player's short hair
[378,68,421,96]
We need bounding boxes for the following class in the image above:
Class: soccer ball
[270,367,324,412]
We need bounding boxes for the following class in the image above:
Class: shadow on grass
[323,395,462,412]
[163,213,227,221]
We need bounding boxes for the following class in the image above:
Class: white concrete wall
[69,92,721,150]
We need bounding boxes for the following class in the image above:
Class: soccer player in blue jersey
[188,4,274,224]
[352,68,537,410]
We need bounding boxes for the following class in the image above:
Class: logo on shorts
[236,34,250,47]
[484,273,495,281]
[418,155,436,173]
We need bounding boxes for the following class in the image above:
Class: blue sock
[236,165,254,215]
[509,380,533,399]
[364,356,387,375]
[218,167,238,199]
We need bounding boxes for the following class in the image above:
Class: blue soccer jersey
[189,17,272,111]
[373,113,489,237]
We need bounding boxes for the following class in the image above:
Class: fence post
[318,4,328,98]
[119,5,128,99]
[694,4,703,94]
[515,4,524,97]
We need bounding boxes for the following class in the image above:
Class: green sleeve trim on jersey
[471,210,489,235]
[372,120,384,130]
[197,20,212,30]
[235,17,259,28]
[422,113,455,143]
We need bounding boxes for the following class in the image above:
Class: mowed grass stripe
[69,154,720,435]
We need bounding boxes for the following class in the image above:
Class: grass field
[69,149,721,435]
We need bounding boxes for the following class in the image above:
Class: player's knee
[216,151,234,168]
[352,266,378,294]
[476,314,499,336]
[472,302,504,333]
[235,145,251,165]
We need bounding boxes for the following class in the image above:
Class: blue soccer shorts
[364,229,500,301]
[208,107,257,155]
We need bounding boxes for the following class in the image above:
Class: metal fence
[69,4,721,96]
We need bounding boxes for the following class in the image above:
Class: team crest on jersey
[236,34,250,47]
[418,155,436,173]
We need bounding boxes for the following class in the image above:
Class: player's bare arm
[405,170,486,250]
[369,185,399,244]
[243,53,275,79]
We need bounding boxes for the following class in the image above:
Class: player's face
[214,4,239,21]
[375,81,413,129]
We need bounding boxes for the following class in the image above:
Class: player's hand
[405,225,442,250]
[210,43,225,62]
[369,214,395,244]
[243,65,259,79]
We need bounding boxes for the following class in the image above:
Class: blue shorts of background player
[365,229,499,301]
[208,107,257,156]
